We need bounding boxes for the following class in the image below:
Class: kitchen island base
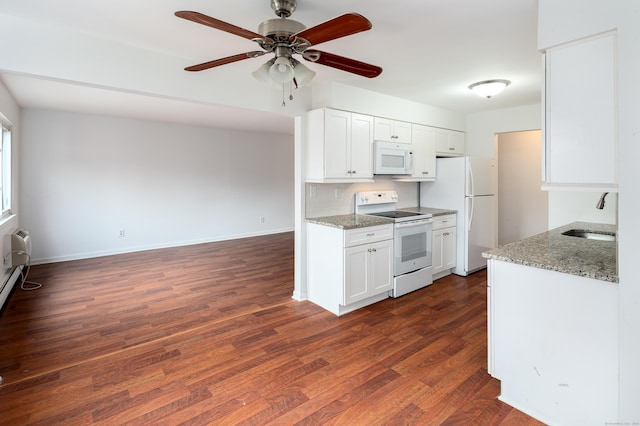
[487,259,618,425]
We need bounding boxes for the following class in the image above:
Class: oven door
[394,220,433,276]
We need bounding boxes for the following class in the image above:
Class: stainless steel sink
[562,229,616,241]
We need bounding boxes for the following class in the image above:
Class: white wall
[0,80,21,303]
[497,131,548,245]
[305,177,418,218]
[548,192,617,228]
[20,109,294,264]
[313,82,466,131]
[465,104,542,157]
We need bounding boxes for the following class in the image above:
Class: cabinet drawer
[432,214,456,230]
[345,224,393,248]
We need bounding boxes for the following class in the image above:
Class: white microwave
[374,141,412,175]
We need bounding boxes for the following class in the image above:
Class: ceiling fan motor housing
[271,0,297,18]
[258,18,305,39]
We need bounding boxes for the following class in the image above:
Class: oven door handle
[395,219,433,228]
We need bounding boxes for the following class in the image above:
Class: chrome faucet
[596,192,609,210]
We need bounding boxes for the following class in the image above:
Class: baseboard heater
[0,229,32,311]
[0,267,24,312]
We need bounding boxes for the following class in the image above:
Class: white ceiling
[0,0,540,134]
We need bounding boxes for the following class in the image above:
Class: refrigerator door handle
[467,158,475,196]
[467,197,474,232]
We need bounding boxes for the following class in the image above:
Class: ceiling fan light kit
[175,0,382,106]
[468,79,511,98]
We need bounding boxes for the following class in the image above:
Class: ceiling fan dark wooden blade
[291,13,372,46]
[175,11,264,41]
[185,51,266,72]
[302,50,382,78]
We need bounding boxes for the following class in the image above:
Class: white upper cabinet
[542,32,617,191]
[373,117,412,144]
[398,124,436,181]
[435,129,465,157]
[305,108,374,183]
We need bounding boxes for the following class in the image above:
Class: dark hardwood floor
[0,232,543,425]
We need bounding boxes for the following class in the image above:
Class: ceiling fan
[175,0,382,103]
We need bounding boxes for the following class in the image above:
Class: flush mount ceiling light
[468,79,511,98]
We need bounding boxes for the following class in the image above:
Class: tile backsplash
[305,176,419,218]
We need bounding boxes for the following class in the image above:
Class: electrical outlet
[309,184,317,198]
[259,216,265,224]
[119,229,126,237]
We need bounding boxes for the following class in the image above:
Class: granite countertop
[399,207,457,217]
[306,207,457,230]
[305,214,393,230]
[483,221,618,283]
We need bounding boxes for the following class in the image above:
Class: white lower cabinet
[307,223,393,315]
[344,240,393,305]
[432,214,457,279]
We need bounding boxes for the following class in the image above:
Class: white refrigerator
[420,156,498,276]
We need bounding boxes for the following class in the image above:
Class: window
[1,116,11,217]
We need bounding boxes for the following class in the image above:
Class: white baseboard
[30,228,294,265]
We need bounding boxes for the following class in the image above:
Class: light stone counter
[305,214,393,230]
[483,221,617,283]
[398,207,457,217]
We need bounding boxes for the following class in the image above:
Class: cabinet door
[393,121,412,144]
[443,227,457,270]
[448,131,465,155]
[369,240,393,294]
[324,109,351,179]
[435,129,464,156]
[435,129,450,154]
[344,245,369,305]
[411,124,436,179]
[373,117,395,142]
[350,113,374,178]
[374,118,411,143]
[544,32,616,188]
[432,228,445,274]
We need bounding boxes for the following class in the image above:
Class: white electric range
[355,191,433,297]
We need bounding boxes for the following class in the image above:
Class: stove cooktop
[367,210,423,219]
[365,210,432,222]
